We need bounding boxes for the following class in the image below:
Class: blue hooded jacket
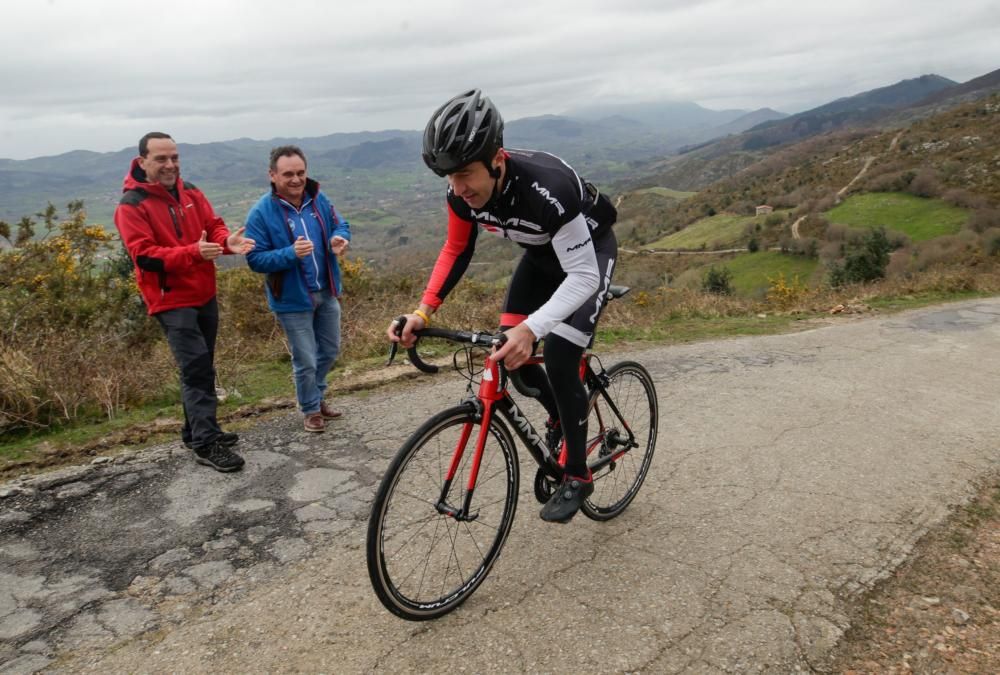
[245,178,351,313]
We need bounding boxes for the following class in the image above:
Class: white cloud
[0,0,998,158]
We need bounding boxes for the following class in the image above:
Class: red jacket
[114,158,232,314]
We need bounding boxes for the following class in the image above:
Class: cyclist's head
[422,89,504,177]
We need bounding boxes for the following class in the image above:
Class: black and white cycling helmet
[422,89,504,176]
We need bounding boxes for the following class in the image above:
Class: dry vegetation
[5,200,1000,446]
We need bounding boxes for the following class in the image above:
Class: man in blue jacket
[245,146,351,433]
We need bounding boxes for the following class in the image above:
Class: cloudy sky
[1,0,998,160]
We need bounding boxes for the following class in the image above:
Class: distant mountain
[320,136,422,170]
[706,108,788,138]
[913,67,1000,106]
[631,73,975,192]
[741,75,957,150]
[564,101,750,133]
[224,129,422,154]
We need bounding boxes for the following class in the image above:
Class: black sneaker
[539,473,593,523]
[193,442,245,473]
[184,432,238,450]
[544,418,563,453]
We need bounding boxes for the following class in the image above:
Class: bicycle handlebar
[387,317,542,397]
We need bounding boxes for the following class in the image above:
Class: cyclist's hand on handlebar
[386,313,426,349]
[491,323,536,370]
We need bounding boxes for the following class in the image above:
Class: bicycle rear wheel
[366,404,520,620]
[582,361,658,521]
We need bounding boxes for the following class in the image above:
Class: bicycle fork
[434,356,511,522]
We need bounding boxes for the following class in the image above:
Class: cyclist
[387,89,618,523]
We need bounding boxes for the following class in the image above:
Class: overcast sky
[1,0,998,160]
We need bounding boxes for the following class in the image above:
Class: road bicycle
[366,285,658,620]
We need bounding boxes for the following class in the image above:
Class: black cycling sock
[543,334,588,477]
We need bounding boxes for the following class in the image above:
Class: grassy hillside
[824,192,968,242]
[616,94,999,254]
[673,251,820,296]
[648,210,788,250]
[724,252,821,295]
[635,187,697,200]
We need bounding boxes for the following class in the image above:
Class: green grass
[598,313,809,344]
[722,251,821,295]
[636,187,697,200]
[824,192,968,242]
[648,210,786,250]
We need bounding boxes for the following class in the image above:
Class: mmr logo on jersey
[531,182,565,215]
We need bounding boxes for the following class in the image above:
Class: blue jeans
[276,290,341,415]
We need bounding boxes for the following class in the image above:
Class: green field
[722,251,820,295]
[649,211,782,250]
[824,192,968,242]
[636,187,697,200]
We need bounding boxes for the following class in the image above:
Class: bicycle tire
[581,361,658,521]
[366,404,520,620]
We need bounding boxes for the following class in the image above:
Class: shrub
[747,237,760,253]
[829,227,892,286]
[766,273,810,308]
[908,168,944,198]
[0,207,170,433]
[988,234,1000,257]
[968,208,1000,234]
[701,266,734,295]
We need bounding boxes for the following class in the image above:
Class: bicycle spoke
[367,407,519,619]
[581,362,658,521]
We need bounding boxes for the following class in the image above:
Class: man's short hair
[270,145,307,171]
[139,132,173,157]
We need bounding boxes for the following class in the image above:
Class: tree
[36,203,58,232]
[0,220,9,241]
[15,216,36,246]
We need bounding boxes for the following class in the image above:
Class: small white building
[755,205,774,216]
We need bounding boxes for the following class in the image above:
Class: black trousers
[155,297,222,449]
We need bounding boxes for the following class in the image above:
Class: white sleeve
[523,214,601,339]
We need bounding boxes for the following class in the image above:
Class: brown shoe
[304,413,325,433]
[320,402,342,420]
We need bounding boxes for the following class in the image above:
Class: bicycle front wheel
[366,404,520,620]
[582,361,659,521]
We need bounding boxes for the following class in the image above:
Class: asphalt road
[2,298,999,673]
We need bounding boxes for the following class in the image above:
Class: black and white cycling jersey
[421,148,617,343]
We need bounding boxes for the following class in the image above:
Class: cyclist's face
[447,156,501,209]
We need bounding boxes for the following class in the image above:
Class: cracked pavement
[2,298,1000,673]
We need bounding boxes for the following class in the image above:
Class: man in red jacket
[115,132,255,473]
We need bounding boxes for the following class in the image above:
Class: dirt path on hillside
[3,298,1000,673]
[790,215,806,240]
[834,131,904,205]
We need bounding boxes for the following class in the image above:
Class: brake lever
[385,315,407,366]
[488,334,541,398]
